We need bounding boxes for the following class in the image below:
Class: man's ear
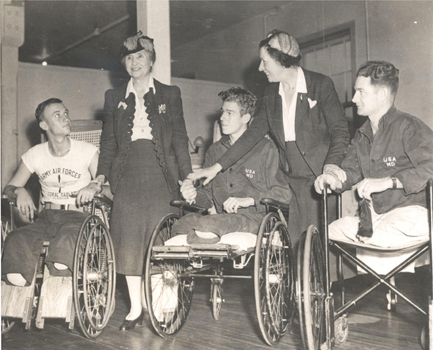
[378,86,390,102]
[242,113,252,124]
[39,120,48,131]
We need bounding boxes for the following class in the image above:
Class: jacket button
[150,123,154,127]
[302,152,306,156]
[230,184,233,187]
[229,167,233,172]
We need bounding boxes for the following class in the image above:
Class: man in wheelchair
[315,61,433,255]
[2,98,102,287]
[177,87,292,244]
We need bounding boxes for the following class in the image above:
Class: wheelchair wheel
[73,215,116,338]
[1,216,16,333]
[302,225,325,350]
[211,282,223,321]
[297,231,307,349]
[145,214,195,337]
[254,212,294,346]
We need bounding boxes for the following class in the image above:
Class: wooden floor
[2,267,430,350]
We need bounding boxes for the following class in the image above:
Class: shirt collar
[358,105,397,140]
[125,75,155,98]
[278,66,307,96]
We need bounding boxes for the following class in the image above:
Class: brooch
[118,101,127,109]
[158,104,166,114]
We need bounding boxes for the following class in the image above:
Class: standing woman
[94,32,192,330]
[189,30,350,246]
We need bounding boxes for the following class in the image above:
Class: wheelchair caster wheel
[1,318,15,334]
[420,324,428,349]
[386,290,397,312]
[211,283,224,321]
[334,315,349,344]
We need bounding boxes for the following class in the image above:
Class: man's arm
[393,119,433,194]
[3,161,35,220]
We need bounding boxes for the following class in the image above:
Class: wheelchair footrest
[37,275,73,320]
[1,281,34,319]
[152,244,241,260]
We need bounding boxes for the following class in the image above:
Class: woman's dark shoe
[119,312,143,331]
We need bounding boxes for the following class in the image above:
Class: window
[299,24,359,134]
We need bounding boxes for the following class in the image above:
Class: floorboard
[2,267,429,350]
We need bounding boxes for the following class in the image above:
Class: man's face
[258,47,285,83]
[352,76,383,117]
[125,50,152,79]
[220,101,246,137]
[40,103,71,136]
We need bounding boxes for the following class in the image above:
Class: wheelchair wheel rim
[255,212,293,346]
[264,221,293,337]
[145,214,195,338]
[73,215,116,338]
[302,225,326,350]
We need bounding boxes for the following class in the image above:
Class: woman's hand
[314,173,343,194]
[187,163,222,186]
[323,164,347,183]
[76,183,101,206]
[179,179,197,204]
[223,197,254,213]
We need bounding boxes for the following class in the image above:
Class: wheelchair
[297,181,433,350]
[144,198,295,346]
[1,193,116,338]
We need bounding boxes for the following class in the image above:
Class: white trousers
[329,205,429,274]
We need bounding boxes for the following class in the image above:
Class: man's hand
[179,179,197,204]
[187,163,222,186]
[14,187,36,221]
[76,183,100,206]
[356,177,394,201]
[223,197,254,213]
[323,164,347,183]
[314,173,343,194]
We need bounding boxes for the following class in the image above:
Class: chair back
[41,119,103,149]
[69,120,102,149]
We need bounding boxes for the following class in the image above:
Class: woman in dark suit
[189,30,350,245]
[93,32,192,330]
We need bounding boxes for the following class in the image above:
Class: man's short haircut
[259,30,302,68]
[356,61,399,95]
[35,98,63,123]
[218,87,257,116]
[120,31,156,66]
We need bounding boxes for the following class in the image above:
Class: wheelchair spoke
[73,215,115,338]
[255,213,294,346]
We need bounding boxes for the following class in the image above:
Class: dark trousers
[2,209,89,285]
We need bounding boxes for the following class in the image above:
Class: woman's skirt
[111,139,178,275]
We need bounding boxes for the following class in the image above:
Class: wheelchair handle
[170,199,209,214]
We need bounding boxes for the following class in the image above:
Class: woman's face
[125,50,152,79]
[258,47,285,83]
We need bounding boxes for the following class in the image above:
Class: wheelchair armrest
[260,198,290,211]
[93,194,113,209]
[1,194,16,206]
[170,200,209,214]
